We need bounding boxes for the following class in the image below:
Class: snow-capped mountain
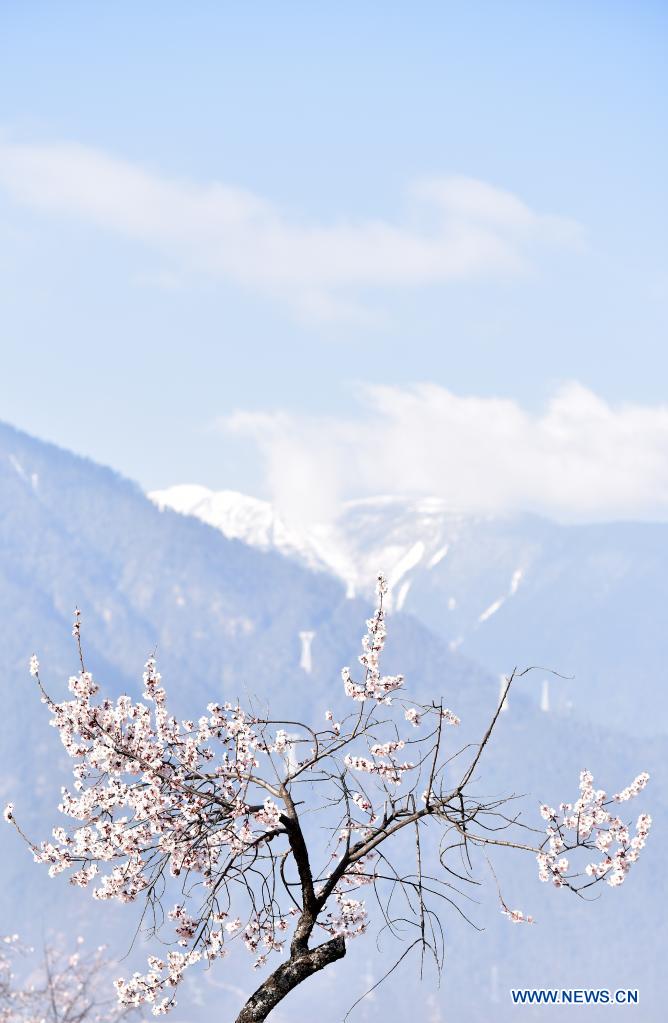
[150,485,668,735]
[150,483,340,577]
[149,485,472,602]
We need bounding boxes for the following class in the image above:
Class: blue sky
[1,2,667,518]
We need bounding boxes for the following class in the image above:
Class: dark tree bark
[234,936,346,1023]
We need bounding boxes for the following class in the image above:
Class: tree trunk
[234,936,346,1023]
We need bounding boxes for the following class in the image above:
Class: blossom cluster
[320,894,369,939]
[351,791,376,820]
[6,640,315,1012]
[500,906,534,925]
[537,769,651,890]
[340,575,459,800]
[344,753,415,787]
[114,939,225,1015]
[403,706,459,729]
[341,575,405,703]
[613,771,650,803]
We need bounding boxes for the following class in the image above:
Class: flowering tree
[5,576,651,1022]
[0,934,138,1023]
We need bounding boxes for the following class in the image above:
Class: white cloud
[0,138,581,322]
[222,383,668,525]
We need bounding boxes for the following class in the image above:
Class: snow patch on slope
[428,544,449,569]
[477,567,525,624]
[9,453,39,491]
[510,568,523,595]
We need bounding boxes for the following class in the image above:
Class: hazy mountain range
[0,422,664,1021]
[151,484,668,736]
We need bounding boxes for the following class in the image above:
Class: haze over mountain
[151,484,668,735]
[0,423,664,1021]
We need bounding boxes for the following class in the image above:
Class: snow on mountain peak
[149,484,349,580]
[151,485,286,547]
[148,486,464,602]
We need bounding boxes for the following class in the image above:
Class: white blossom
[536,769,651,892]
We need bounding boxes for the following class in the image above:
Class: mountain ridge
[150,483,668,734]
